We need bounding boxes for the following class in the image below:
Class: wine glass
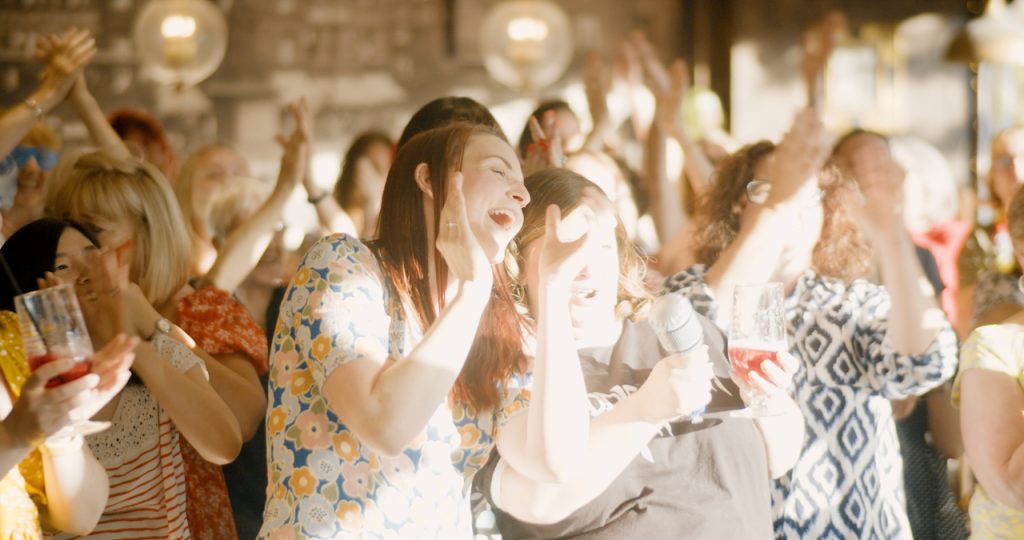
[15,283,109,435]
[728,282,787,417]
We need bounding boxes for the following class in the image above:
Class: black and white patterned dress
[664,266,959,540]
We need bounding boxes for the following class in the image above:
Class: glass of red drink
[15,284,94,389]
[728,283,787,417]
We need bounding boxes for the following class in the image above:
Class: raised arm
[705,109,829,326]
[33,29,131,158]
[200,99,309,292]
[848,146,947,355]
[317,174,496,455]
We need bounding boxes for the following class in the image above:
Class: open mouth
[571,287,597,301]
[488,208,516,230]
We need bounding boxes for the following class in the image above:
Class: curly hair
[693,141,872,282]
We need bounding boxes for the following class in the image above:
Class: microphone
[648,291,707,423]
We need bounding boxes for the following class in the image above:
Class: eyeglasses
[8,146,59,171]
[745,179,824,207]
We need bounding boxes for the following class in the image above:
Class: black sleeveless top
[476,317,774,539]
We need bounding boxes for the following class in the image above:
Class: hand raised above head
[522,112,565,177]
[536,187,611,287]
[33,27,96,110]
[766,108,829,207]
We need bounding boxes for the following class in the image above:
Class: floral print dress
[259,234,530,540]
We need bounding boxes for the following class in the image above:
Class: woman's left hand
[733,350,799,406]
[537,187,608,288]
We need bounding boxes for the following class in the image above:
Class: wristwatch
[147,318,173,341]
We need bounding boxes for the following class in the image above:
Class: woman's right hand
[32,27,96,112]
[633,345,714,423]
[436,172,493,293]
[3,335,136,447]
[765,108,829,208]
[537,187,607,287]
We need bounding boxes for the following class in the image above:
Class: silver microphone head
[648,291,704,354]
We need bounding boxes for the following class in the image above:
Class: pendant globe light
[479,0,574,93]
[133,0,229,90]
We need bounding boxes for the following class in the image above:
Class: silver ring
[446,220,457,228]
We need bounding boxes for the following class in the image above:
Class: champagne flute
[728,282,787,417]
[15,283,109,435]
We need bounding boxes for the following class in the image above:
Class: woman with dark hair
[0,218,137,538]
[261,122,573,538]
[396,96,504,149]
[665,109,957,539]
[476,168,803,539]
[517,100,581,159]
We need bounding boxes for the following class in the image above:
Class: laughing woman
[260,122,582,538]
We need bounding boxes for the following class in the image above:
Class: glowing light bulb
[507,17,548,42]
[161,15,197,38]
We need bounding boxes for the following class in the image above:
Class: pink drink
[28,352,92,388]
[728,344,784,385]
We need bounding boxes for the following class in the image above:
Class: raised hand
[435,172,493,292]
[583,53,613,138]
[522,112,565,177]
[634,345,714,423]
[32,27,96,111]
[653,58,689,137]
[537,187,608,287]
[275,98,311,192]
[766,108,829,207]
[800,11,846,108]
[845,145,907,237]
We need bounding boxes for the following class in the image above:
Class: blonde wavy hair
[505,168,652,322]
[45,150,192,306]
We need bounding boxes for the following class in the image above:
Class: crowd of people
[0,19,1021,540]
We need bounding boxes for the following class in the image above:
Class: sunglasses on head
[8,146,59,171]
[745,179,824,207]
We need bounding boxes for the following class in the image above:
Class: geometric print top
[664,265,958,540]
[259,234,531,539]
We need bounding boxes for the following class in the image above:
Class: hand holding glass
[15,284,108,435]
[728,283,787,417]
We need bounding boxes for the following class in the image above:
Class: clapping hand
[33,27,96,111]
[435,173,493,293]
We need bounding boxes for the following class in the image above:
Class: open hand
[522,112,565,176]
[766,108,829,207]
[436,172,493,292]
[33,27,96,111]
[537,187,610,287]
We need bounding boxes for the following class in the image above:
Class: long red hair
[371,123,526,411]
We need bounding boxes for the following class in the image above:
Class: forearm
[874,229,945,354]
[133,342,242,463]
[335,288,489,455]
[925,386,963,459]
[68,84,131,158]
[40,439,108,535]
[498,393,661,524]
[505,288,590,482]
[752,396,805,478]
[0,101,46,157]
[705,207,789,326]
[201,186,290,291]
[668,124,714,199]
[304,178,357,235]
[0,420,34,479]
[643,124,686,243]
[201,354,266,441]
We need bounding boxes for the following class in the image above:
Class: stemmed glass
[728,282,787,417]
[16,283,109,435]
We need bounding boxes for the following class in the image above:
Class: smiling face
[454,133,530,262]
[53,227,99,286]
[522,196,621,342]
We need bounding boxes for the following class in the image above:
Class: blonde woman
[955,185,1024,539]
[45,151,267,538]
